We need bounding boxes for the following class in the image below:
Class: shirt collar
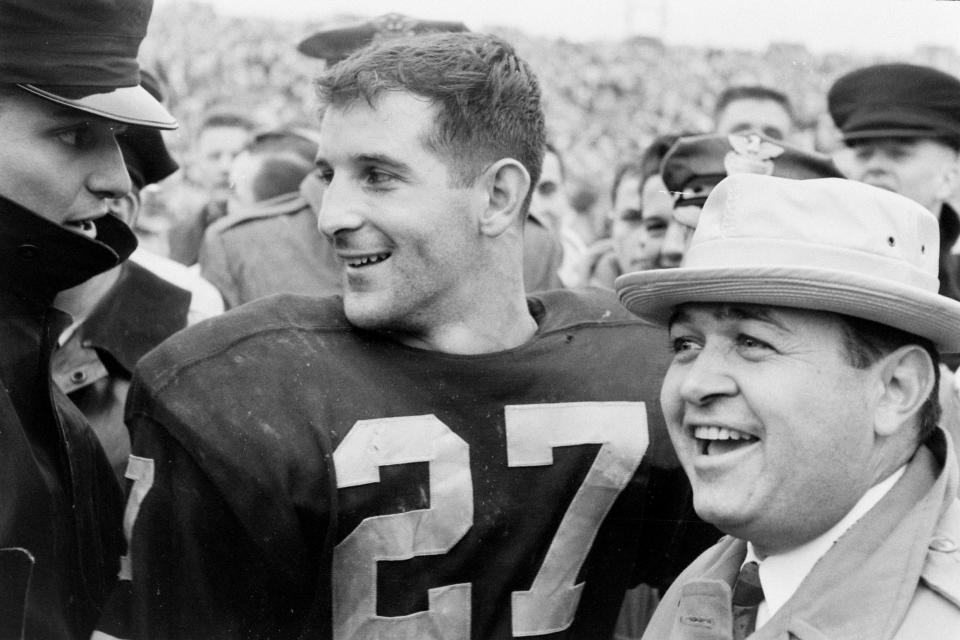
[744,464,907,627]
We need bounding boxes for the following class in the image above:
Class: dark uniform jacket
[52,261,192,481]
[0,195,131,639]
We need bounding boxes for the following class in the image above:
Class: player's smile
[336,248,393,269]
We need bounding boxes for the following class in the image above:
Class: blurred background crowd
[137,1,960,264]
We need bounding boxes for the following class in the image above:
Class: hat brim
[18,84,177,129]
[616,265,960,353]
[842,127,954,144]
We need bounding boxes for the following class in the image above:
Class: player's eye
[363,168,396,186]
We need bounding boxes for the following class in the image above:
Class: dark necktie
[731,561,764,640]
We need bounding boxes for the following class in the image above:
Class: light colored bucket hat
[616,174,960,352]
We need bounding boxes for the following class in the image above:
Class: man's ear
[874,344,936,438]
[478,158,530,238]
[935,153,960,203]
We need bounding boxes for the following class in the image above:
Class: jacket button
[70,370,86,384]
[930,537,957,553]
[16,244,39,260]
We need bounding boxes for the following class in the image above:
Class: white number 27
[332,402,648,639]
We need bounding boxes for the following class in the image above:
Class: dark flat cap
[297,13,468,63]
[661,132,843,226]
[828,63,960,146]
[0,0,176,129]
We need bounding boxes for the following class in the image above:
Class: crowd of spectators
[141,1,960,221]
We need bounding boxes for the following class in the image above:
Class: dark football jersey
[98,289,698,639]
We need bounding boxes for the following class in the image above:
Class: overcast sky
[159,0,960,54]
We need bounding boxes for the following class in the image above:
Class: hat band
[0,32,141,87]
[685,237,939,293]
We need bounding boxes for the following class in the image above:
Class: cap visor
[18,84,177,129]
[842,127,943,143]
[616,266,960,353]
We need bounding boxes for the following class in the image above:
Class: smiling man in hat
[618,174,960,639]
[0,0,175,637]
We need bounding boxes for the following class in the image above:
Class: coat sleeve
[95,411,336,639]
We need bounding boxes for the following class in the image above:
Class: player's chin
[342,291,396,331]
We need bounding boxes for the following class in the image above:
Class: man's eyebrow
[314,152,411,173]
[358,153,411,172]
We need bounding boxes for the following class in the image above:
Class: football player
[96,32,703,639]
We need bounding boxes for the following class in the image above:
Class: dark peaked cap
[297,13,468,63]
[0,0,177,128]
[828,63,960,146]
[662,131,844,209]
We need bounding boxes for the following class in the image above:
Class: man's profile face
[715,98,793,142]
[612,174,674,272]
[315,91,483,335]
[193,125,249,198]
[841,137,959,214]
[661,303,880,555]
[610,173,648,272]
[0,89,130,232]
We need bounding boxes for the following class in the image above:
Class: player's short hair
[714,85,795,123]
[315,31,546,214]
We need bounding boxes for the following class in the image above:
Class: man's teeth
[693,426,755,441]
[693,426,757,456]
[348,253,390,268]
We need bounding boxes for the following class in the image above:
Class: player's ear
[478,158,529,238]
